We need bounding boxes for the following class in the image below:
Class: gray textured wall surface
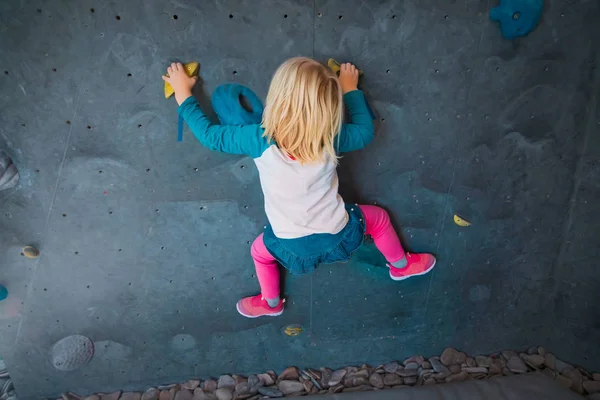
[0,0,599,398]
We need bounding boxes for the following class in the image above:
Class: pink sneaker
[236,294,284,318]
[389,253,436,281]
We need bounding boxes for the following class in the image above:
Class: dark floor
[0,0,599,398]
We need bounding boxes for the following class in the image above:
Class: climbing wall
[0,0,599,398]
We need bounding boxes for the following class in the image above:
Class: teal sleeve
[177,96,270,158]
[336,90,375,153]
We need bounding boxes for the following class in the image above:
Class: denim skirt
[262,204,366,275]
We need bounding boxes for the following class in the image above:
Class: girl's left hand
[162,62,197,104]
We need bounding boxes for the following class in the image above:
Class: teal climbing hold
[211,83,264,126]
[0,285,7,301]
[490,0,543,40]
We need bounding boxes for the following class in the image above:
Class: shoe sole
[389,259,437,281]
[236,302,284,318]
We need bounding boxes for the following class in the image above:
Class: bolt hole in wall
[172,15,178,20]
[115,15,121,20]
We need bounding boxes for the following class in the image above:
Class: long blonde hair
[261,57,343,164]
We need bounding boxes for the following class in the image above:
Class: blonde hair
[261,57,343,164]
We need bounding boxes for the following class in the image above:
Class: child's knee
[251,234,273,262]
[361,205,390,229]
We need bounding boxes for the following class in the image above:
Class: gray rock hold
[507,355,528,373]
[462,367,488,374]
[419,369,434,377]
[202,381,217,393]
[383,374,402,386]
[343,385,372,393]
[404,362,419,370]
[544,353,557,370]
[247,375,260,390]
[320,369,332,389]
[192,390,211,400]
[354,369,370,379]
[142,389,159,400]
[121,393,142,400]
[441,348,466,366]
[538,347,546,356]
[430,358,451,376]
[397,369,418,378]
[422,361,431,369]
[555,374,572,389]
[278,367,299,381]
[555,358,573,374]
[445,371,468,383]
[174,390,192,400]
[101,392,121,400]
[328,369,346,386]
[521,354,545,368]
[218,376,236,390]
[257,387,282,398]
[403,356,425,366]
[234,383,249,396]
[466,358,476,368]
[214,389,232,400]
[564,368,583,394]
[183,381,200,390]
[432,373,448,381]
[489,360,504,375]
[449,365,461,374]
[277,381,304,395]
[384,362,399,374]
[257,374,274,387]
[584,380,600,394]
[502,350,519,360]
[158,391,171,400]
[475,356,492,368]
[403,377,417,385]
[369,373,384,389]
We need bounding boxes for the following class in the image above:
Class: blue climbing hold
[490,0,543,40]
[211,83,264,126]
[0,284,8,301]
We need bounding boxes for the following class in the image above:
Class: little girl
[163,58,436,318]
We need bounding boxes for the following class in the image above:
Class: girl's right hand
[339,63,359,94]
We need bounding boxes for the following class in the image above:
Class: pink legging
[251,205,406,299]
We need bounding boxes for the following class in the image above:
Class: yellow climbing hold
[164,61,200,99]
[327,58,364,76]
[453,214,471,227]
[22,246,40,259]
[284,325,303,337]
